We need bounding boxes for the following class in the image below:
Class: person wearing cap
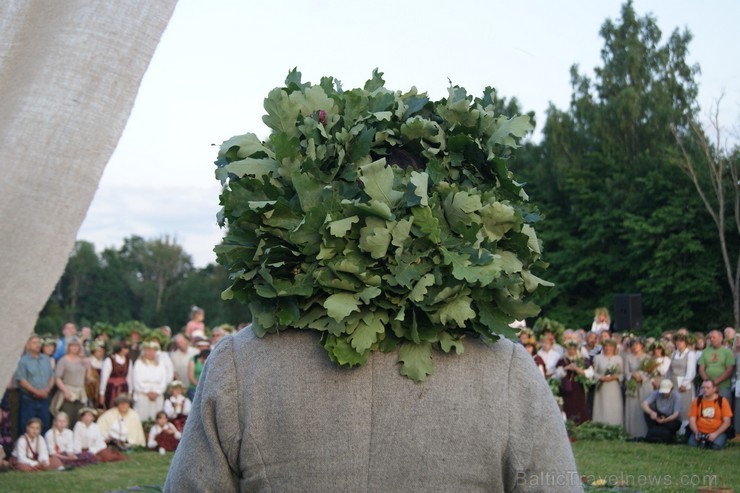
[53,336,90,426]
[640,379,682,443]
[97,394,145,449]
[99,341,133,410]
[132,340,169,422]
[73,407,125,463]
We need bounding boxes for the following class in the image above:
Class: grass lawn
[0,441,737,492]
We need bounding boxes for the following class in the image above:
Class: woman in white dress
[132,340,169,422]
[592,339,623,426]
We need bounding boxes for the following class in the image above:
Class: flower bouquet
[595,364,621,390]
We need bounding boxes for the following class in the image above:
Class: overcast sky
[76,0,740,267]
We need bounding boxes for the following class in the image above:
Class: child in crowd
[163,380,191,432]
[12,418,63,471]
[46,411,96,468]
[73,407,125,463]
[148,411,181,453]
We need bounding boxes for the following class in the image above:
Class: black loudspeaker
[614,294,643,331]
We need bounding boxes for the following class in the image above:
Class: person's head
[523,338,537,356]
[92,343,106,360]
[193,337,211,352]
[169,380,184,396]
[586,332,598,348]
[676,327,689,336]
[191,306,204,322]
[80,326,92,340]
[517,328,531,344]
[155,411,168,426]
[708,330,723,349]
[694,332,706,349]
[113,394,132,414]
[540,335,553,351]
[41,338,56,356]
[66,336,82,356]
[599,330,611,343]
[159,326,172,338]
[197,349,211,362]
[649,342,665,358]
[700,379,717,399]
[174,333,189,351]
[602,339,617,355]
[211,326,226,345]
[130,329,141,343]
[141,340,160,361]
[53,412,70,431]
[78,407,97,425]
[674,333,688,351]
[62,322,77,338]
[113,340,129,356]
[658,379,673,396]
[26,334,41,355]
[25,418,42,438]
[724,326,736,344]
[595,307,609,323]
[629,338,644,354]
[564,340,579,357]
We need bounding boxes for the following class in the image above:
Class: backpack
[696,395,736,440]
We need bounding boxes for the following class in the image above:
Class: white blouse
[73,421,107,455]
[45,428,77,454]
[132,359,169,395]
[164,395,192,418]
[13,434,50,466]
[99,354,133,396]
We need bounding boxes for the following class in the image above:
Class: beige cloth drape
[0,1,178,393]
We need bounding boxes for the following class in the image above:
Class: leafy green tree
[512,1,728,331]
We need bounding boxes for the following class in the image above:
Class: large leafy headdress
[215,69,551,381]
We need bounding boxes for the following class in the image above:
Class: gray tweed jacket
[164,329,581,492]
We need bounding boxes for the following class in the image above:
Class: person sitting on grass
[45,411,92,468]
[163,380,191,432]
[97,394,146,451]
[11,417,63,471]
[688,380,734,449]
[148,411,181,453]
[0,445,10,472]
[640,379,681,443]
[73,407,125,463]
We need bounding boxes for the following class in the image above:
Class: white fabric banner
[0,1,177,393]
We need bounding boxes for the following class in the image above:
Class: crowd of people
[519,309,738,449]
[1,306,737,474]
[0,307,250,472]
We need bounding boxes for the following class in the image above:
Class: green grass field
[0,441,737,492]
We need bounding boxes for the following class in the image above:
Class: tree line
[37,2,738,337]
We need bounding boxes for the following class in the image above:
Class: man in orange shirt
[688,380,733,449]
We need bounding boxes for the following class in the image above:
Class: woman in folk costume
[85,342,106,410]
[97,394,146,450]
[147,411,181,452]
[45,411,96,468]
[99,341,133,409]
[648,341,671,386]
[666,333,696,432]
[163,380,191,432]
[73,407,125,463]
[554,340,594,424]
[11,418,63,471]
[623,338,653,438]
[53,336,90,427]
[592,339,624,426]
[132,340,169,422]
